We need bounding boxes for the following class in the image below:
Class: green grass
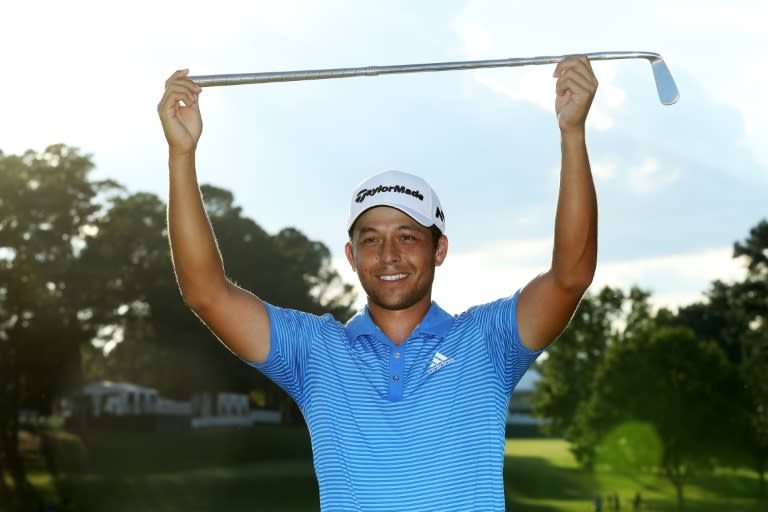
[23,430,767,511]
[503,438,765,511]
[504,439,589,511]
[54,461,320,512]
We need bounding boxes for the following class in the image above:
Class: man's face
[345,206,447,312]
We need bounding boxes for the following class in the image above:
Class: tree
[0,145,119,509]
[75,191,198,395]
[199,186,357,419]
[530,285,625,439]
[0,143,359,511]
[530,285,659,452]
[675,220,768,497]
[575,326,741,509]
[78,184,357,417]
[729,220,768,497]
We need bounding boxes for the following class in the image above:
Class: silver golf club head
[189,51,680,106]
[650,58,680,105]
[586,52,679,105]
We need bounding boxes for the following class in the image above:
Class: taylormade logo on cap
[355,185,424,204]
[347,170,446,233]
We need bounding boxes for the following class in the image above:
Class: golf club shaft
[188,51,679,105]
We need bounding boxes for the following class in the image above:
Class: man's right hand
[157,69,203,155]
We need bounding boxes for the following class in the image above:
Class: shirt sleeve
[244,302,328,408]
[473,290,547,396]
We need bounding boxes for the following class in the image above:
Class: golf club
[188,51,679,105]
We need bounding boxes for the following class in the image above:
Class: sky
[3,0,766,315]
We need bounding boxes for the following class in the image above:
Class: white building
[82,381,159,417]
[190,391,280,428]
[507,369,549,436]
[72,382,281,428]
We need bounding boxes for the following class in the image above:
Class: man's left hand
[553,55,598,133]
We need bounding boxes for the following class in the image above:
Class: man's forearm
[167,152,228,308]
[551,128,598,290]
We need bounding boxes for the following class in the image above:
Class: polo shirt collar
[346,302,454,341]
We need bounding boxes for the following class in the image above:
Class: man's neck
[367,299,432,345]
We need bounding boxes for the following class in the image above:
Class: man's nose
[379,237,400,263]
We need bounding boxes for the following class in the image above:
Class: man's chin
[365,291,429,312]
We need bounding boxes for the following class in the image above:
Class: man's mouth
[379,273,408,282]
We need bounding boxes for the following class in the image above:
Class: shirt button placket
[388,347,404,401]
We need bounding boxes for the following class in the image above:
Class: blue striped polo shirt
[249,291,543,511]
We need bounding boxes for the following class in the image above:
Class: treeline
[531,222,768,508]
[0,145,357,509]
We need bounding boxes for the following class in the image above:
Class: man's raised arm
[516,55,599,351]
[158,69,271,363]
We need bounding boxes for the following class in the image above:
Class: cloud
[661,5,768,35]
[453,1,768,169]
[458,23,492,59]
[627,158,680,194]
[655,3,768,167]
[592,161,617,180]
[469,68,621,131]
[455,21,627,131]
[723,66,768,167]
[593,248,746,308]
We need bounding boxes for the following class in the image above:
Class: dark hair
[430,225,443,252]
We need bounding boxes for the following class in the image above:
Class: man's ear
[434,235,448,267]
[344,241,357,272]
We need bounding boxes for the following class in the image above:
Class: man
[158,55,598,511]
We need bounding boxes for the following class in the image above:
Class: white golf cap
[347,170,446,233]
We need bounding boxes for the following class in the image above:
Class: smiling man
[158,54,598,511]
[344,172,449,343]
